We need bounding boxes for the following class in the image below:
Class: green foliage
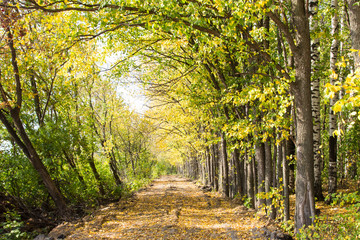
[297,192,360,239]
[0,0,358,236]
[327,191,360,208]
[151,160,176,179]
[0,149,47,207]
[257,186,283,216]
[242,195,253,209]
[0,211,32,240]
[280,220,294,235]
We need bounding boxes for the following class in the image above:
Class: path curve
[47,175,284,239]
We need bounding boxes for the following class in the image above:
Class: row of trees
[0,6,166,220]
[109,0,360,233]
[96,0,359,233]
[1,0,360,234]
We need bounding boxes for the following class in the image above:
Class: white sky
[102,50,149,114]
[117,83,149,114]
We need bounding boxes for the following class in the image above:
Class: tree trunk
[109,157,122,185]
[287,138,296,194]
[309,0,324,201]
[255,142,265,208]
[252,151,258,208]
[276,135,283,189]
[328,0,340,202]
[246,150,255,208]
[221,132,229,197]
[201,155,206,184]
[348,0,360,68]
[88,151,106,195]
[129,153,136,176]
[212,144,219,191]
[291,0,316,230]
[240,153,246,197]
[264,139,273,210]
[233,148,243,197]
[207,146,214,187]
[218,143,223,192]
[195,157,200,179]
[282,141,290,221]
[229,152,234,198]
[99,138,122,186]
[205,150,210,185]
[270,140,277,219]
[30,75,44,127]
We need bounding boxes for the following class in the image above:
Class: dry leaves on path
[47,175,287,239]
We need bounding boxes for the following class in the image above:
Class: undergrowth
[296,192,360,239]
[257,185,360,239]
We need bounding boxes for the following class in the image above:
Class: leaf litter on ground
[46,175,290,239]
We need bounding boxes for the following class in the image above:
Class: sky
[117,83,149,114]
[102,50,149,114]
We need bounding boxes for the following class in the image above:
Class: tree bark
[212,144,219,191]
[246,150,255,208]
[103,146,122,186]
[201,155,206,184]
[255,142,266,208]
[282,141,290,221]
[328,0,340,202]
[252,151,258,208]
[270,139,277,219]
[264,139,273,210]
[229,152,234,198]
[89,151,106,195]
[290,0,316,230]
[233,148,243,197]
[207,146,213,187]
[287,138,296,194]
[348,0,360,68]
[240,153,246,197]
[221,132,229,197]
[30,75,44,127]
[276,135,283,189]
[309,0,324,201]
[205,149,210,185]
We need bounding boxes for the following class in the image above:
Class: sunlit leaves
[325,66,360,116]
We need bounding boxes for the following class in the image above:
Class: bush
[0,211,32,240]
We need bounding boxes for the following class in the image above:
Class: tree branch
[266,11,296,52]
[7,29,22,114]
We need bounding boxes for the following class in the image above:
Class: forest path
[47,175,284,239]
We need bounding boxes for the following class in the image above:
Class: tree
[348,0,360,69]
[310,0,325,201]
[0,6,68,213]
[0,0,335,232]
[328,0,340,201]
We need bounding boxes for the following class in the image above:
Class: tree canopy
[1,0,360,238]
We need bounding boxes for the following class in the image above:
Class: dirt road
[47,175,287,239]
